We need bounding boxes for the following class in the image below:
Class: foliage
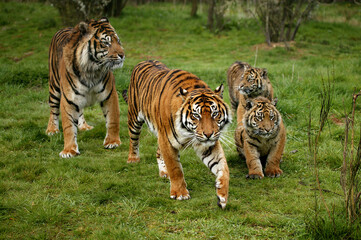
[341,91,361,223]
[306,76,361,238]
[0,1,361,239]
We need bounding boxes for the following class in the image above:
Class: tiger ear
[78,22,88,35]
[179,87,188,101]
[245,99,254,110]
[261,68,268,78]
[271,97,278,107]
[214,84,224,99]
[99,17,109,23]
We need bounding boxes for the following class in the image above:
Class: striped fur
[235,97,286,179]
[46,18,125,158]
[125,60,231,208]
[227,61,273,126]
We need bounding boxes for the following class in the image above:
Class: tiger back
[235,97,286,179]
[46,18,125,158]
[125,60,231,208]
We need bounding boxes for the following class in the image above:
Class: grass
[0,1,361,239]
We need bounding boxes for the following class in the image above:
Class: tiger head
[75,17,125,72]
[244,97,281,138]
[178,84,231,146]
[238,67,268,97]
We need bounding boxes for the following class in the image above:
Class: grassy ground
[0,1,360,239]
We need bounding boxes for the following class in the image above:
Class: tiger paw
[127,155,140,163]
[265,167,283,178]
[246,171,264,179]
[59,149,80,158]
[216,181,228,209]
[170,188,190,200]
[103,138,121,149]
[78,122,93,131]
[217,196,227,209]
[159,170,168,178]
[46,126,59,136]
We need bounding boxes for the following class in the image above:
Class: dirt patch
[251,41,296,51]
[330,114,345,126]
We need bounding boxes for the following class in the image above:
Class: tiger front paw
[78,122,93,131]
[246,171,264,179]
[170,186,190,200]
[170,184,191,200]
[127,154,140,163]
[46,126,59,136]
[265,167,283,178]
[159,170,168,178]
[216,176,229,209]
[59,148,80,158]
[103,137,121,149]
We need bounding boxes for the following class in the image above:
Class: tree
[254,0,317,46]
[207,0,228,32]
[50,0,126,26]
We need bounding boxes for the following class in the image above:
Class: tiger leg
[244,141,264,179]
[158,135,189,200]
[78,110,93,131]
[264,129,286,178]
[157,147,168,178]
[196,141,229,209]
[59,98,80,158]
[127,111,144,163]
[101,86,121,149]
[46,85,61,135]
[234,124,245,156]
[236,103,246,126]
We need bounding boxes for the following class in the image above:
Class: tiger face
[238,67,268,97]
[78,18,125,72]
[179,86,230,146]
[244,97,280,138]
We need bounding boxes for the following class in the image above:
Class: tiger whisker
[219,135,236,150]
[181,138,196,153]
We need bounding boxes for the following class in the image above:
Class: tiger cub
[235,97,286,179]
[45,18,125,158]
[227,61,273,125]
[124,60,231,208]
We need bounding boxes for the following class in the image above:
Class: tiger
[45,17,125,158]
[227,61,273,126]
[235,97,286,179]
[124,60,231,209]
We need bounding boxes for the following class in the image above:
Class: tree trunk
[207,0,215,31]
[105,0,128,17]
[191,0,198,17]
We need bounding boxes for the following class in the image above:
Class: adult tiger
[227,61,273,125]
[45,18,125,158]
[124,60,231,209]
[235,97,286,179]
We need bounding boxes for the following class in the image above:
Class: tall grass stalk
[341,90,361,224]
[308,77,333,219]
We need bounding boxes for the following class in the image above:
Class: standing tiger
[124,60,231,209]
[46,18,125,158]
[227,61,273,125]
[235,97,286,179]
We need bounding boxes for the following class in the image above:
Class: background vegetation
[0,1,360,239]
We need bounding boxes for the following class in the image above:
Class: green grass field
[0,1,360,239]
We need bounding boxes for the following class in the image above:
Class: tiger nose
[118,53,125,59]
[204,131,213,139]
